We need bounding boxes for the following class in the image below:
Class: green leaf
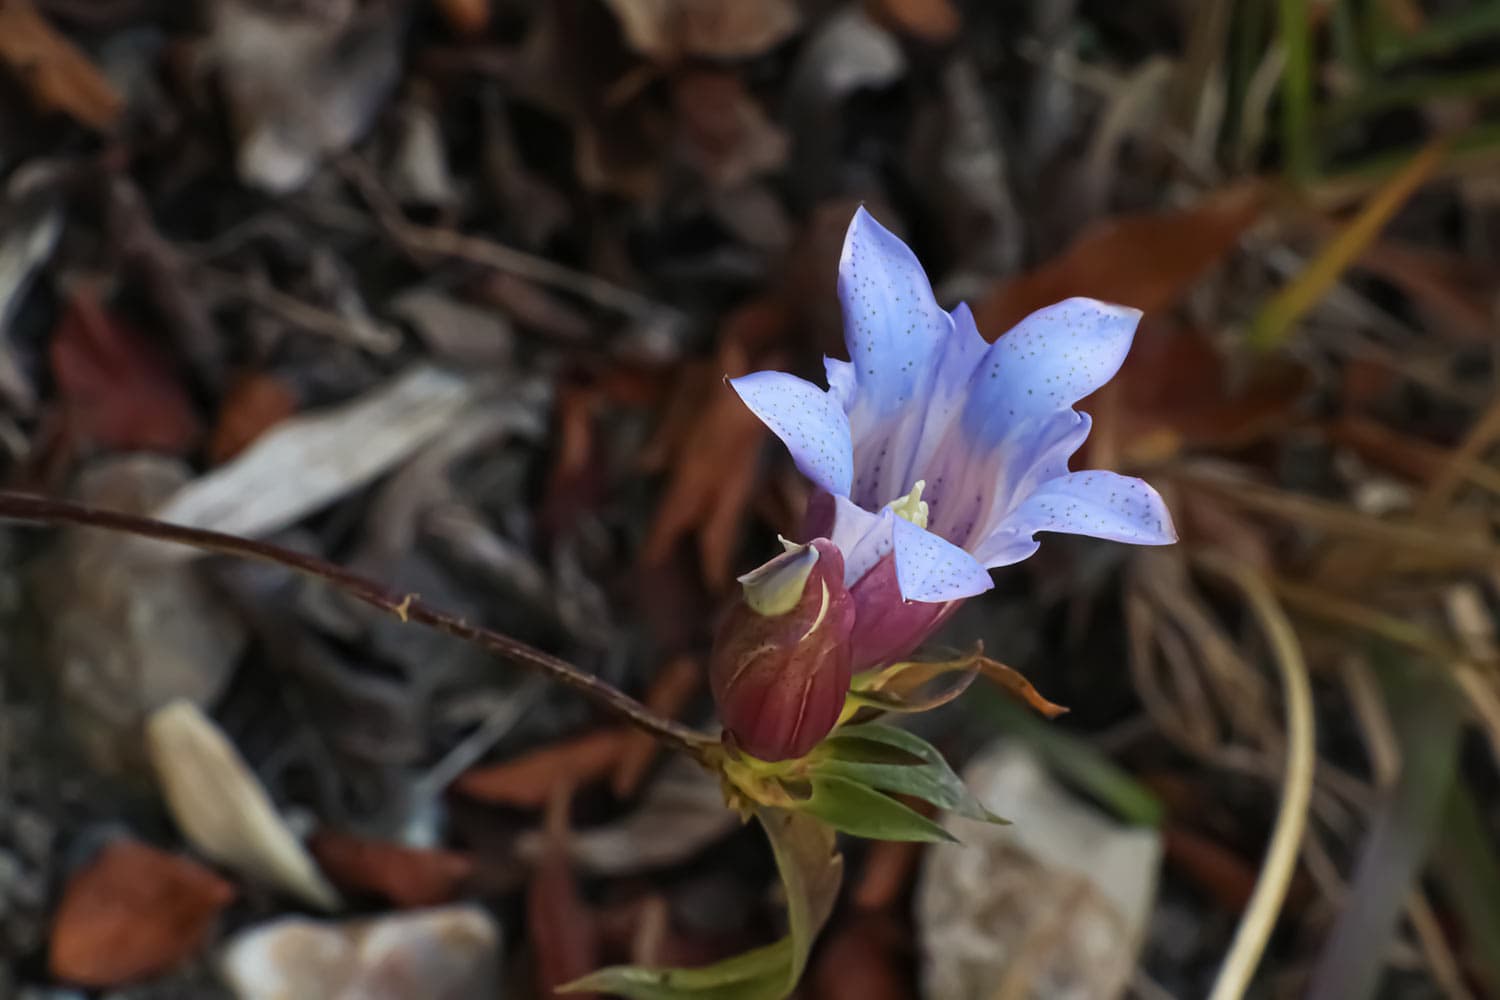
[815,724,1005,823]
[756,807,842,988]
[561,939,791,1000]
[798,773,957,843]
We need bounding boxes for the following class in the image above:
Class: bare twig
[0,491,712,758]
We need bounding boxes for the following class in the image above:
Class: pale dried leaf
[154,365,479,547]
[146,700,341,911]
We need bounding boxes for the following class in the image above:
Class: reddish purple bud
[710,538,855,761]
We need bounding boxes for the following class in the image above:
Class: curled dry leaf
[205,0,403,192]
[601,0,801,62]
[146,699,341,911]
[454,729,628,809]
[308,830,476,908]
[49,839,236,988]
[0,0,122,129]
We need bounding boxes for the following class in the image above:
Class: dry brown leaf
[209,374,299,465]
[529,788,603,999]
[453,729,628,808]
[866,0,960,44]
[308,830,476,908]
[642,297,791,587]
[809,913,910,1000]
[49,839,236,987]
[435,0,490,35]
[612,655,702,798]
[0,0,122,129]
[1160,826,1256,914]
[671,69,789,188]
[973,182,1264,334]
[601,0,801,62]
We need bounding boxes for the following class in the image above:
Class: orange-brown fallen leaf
[435,0,490,35]
[49,839,236,987]
[454,729,628,808]
[867,0,960,44]
[1161,826,1256,914]
[209,373,299,464]
[308,830,476,908]
[50,287,202,455]
[642,297,791,588]
[973,182,1264,334]
[0,0,122,130]
[612,655,702,798]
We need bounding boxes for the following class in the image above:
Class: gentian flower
[730,207,1176,673]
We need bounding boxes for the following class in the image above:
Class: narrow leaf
[561,939,791,1000]
[817,724,1004,822]
[799,775,957,844]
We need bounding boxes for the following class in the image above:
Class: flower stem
[0,490,712,758]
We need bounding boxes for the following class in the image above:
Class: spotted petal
[972,471,1177,568]
[729,371,853,496]
[891,515,993,601]
[837,206,952,418]
[960,298,1141,447]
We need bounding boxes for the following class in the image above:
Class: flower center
[889,480,929,530]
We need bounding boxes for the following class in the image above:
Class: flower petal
[892,515,994,601]
[837,206,952,418]
[972,471,1177,568]
[960,297,1141,444]
[827,494,893,586]
[729,371,853,496]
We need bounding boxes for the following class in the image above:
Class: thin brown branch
[0,491,712,758]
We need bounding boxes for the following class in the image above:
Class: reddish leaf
[1161,826,1257,914]
[308,830,476,908]
[49,839,236,987]
[529,788,602,999]
[851,838,925,912]
[208,373,299,464]
[973,183,1264,334]
[454,729,628,808]
[50,289,201,454]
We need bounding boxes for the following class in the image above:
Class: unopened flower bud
[710,538,855,761]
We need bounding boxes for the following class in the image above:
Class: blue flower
[729,207,1176,669]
